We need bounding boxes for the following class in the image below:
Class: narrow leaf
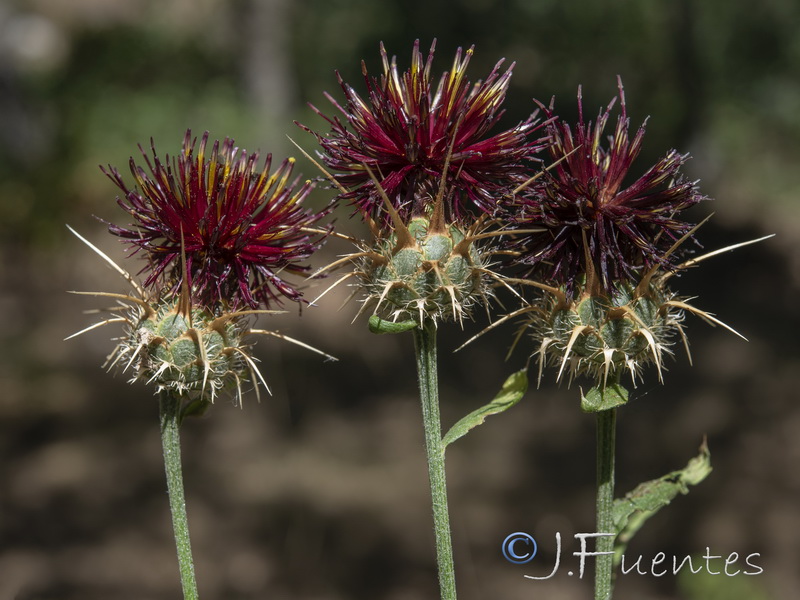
[442,369,528,450]
[612,439,712,565]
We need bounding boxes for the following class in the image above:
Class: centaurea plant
[500,79,770,599]
[64,44,771,600]
[299,40,546,599]
[68,131,333,599]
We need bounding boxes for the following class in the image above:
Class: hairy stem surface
[595,407,617,600]
[159,392,199,600]
[413,320,457,600]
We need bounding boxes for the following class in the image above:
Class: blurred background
[1,0,798,598]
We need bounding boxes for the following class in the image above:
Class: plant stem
[412,320,457,600]
[159,391,200,600]
[595,407,617,600]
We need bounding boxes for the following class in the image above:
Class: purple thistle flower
[510,78,707,294]
[103,130,329,309]
[299,39,545,225]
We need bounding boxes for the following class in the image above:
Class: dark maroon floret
[104,130,329,309]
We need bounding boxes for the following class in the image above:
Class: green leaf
[368,314,418,334]
[442,369,528,450]
[613,440,712,565]
[581,383,629,413]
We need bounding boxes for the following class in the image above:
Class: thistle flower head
[104,130,329,310]
[67,226,337,412]
[300,39,544,226]
[509,78,707,296]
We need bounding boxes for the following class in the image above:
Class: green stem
[159,392,200,600]
[595,407,617,600]
[412,320,457,600]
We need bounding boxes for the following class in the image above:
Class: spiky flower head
[490,79,760,397]
[304,41,546,326]
[68,224,335,413]
[104,130,329,310]
[108,293,259,412]
[300,39,544,226]
[527,272,685,391]
[508,78,707,296]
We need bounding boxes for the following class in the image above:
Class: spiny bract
[108,296,255,406]
[531,276,685,387]
[359,216,491,324]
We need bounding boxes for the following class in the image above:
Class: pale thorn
[454,304,536,352]
[557,325,592,382]
[668,234,775,275]
[362,162,415,249]
[339,286,362,314]
[429,113,463,233]
[374,279,396,314]
[81,304,131,315]
[309,251,376,279]
[177,228,192,322]
[459,227,547,245]
[147,361,171,385]
[212,309,287,324]
[294,225,359,244]
[661,214,714,263]
[123,341,146,374]
[231,371,244,408]
[247,329,338,362]
[480,288,493,322]
[286,135,349,195]
[104,345,125,372]
[231,347,271,399]
[186,328,211,400]
[635,214,714,296]
[536,337,553,387]
[500,277,567,305]
[673,321,693,366]
[619,303,648,329]
[665,300,748,341]
[488,249,523,258]
[444,285,460,323]
[506,320,529,362]
[64,317,128,341]
[567,359,580,387]
[479,269,526,302]
[66,224,146,298]
[602,348,615,388]
[638,327,663,383]
[308,272,359,306]
[626,359,638,388]
[421,261,444,289]
[350,293,375,323]
[581,229,601,296]
[511,145,582,195]
[68,291,156,318]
